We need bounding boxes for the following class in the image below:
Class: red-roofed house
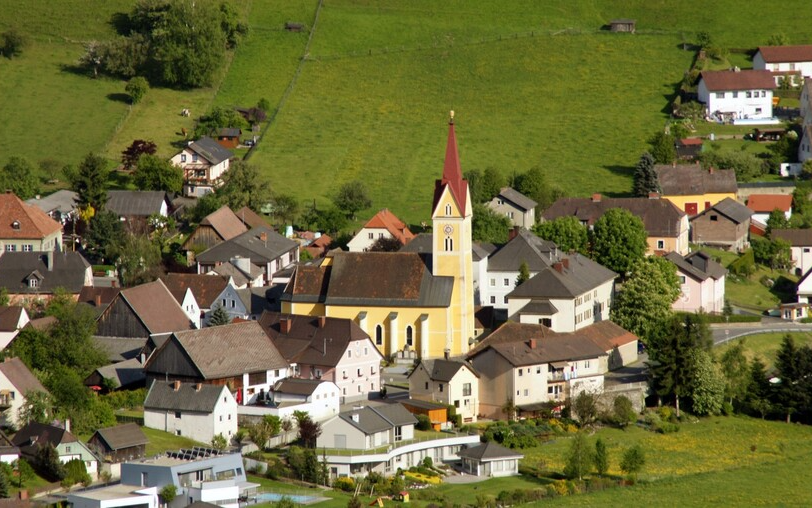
[304,234,332,259]
[0,192,63,253]
[753,45,812,83]
[747,194,793,226]
[347,209,416,252]
[697,69,776,120]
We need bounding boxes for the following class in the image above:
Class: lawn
[143,427,207,456]
[715,332,812,369]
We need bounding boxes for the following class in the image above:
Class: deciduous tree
[472,204,510,244]
[0,156,39,200]
[333,181,372,220]
[271,194,299,227]
[121,139,157,171]
[368,236,402,252]
[619,445,645,480]
[594,438,608,476]
[649,132,675,165]
[610,257,679,343]
[218,161,272,212]
[590,208,647,276]
[133,154,182,193]
[125,76,149,104]
[1,28,27,59]
[689,349,725,416]
[115,234,162,287]
[533,216,588,254]
[514,166,562,211]
[563,432,593,481]
[720,339,751,408]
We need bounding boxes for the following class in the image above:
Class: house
[254,378,340,422]
[143,321,290,406]
[800,125,812,163]
[144,380,237,443]
[181,206,248,263]
[207,285,279,323]
[195,226,299,284]
[0,192,63,253]
[665,251,727,314]
[467,322,608,420]
[347,209,415,252]
[234,206,267,229]
[283,117,476,360]
[87,423,148,471]
[171,137,233,197]
[795,267,812,304]
[316,403,479,478]
[0,430,19,464]
[407,358,479,423]
[506,254,616,332]
[95,280,193,340]
[654,164,738,215]
[0,306,29,350]
[753,45,812,82]
[161,273,232,328]
[689,197,753,251]
[0,251,92,304]
[12,422,99,479]
[26,189,78,225]
[92,337,146,364]
[487,187,537,229]
[458,442,523,477]
[675,138,703,161]
[106,191,172,234]
[697,69,776,121]
[0,357,48,429]
[747,194,793,227]
[216,128,241,149]
[84,357,146,391]
[258,312,384,402]
[574,320,639,371]
[78,286,121,318]
[67,485,159,508]
[780,302,808,321]
[400,399,449,431]
[542,194,690,256]
[608,19,635,33]
[206,258,264,288]
[771,229,812,276]
[303,234,332,259]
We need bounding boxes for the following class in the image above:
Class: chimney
[173,380,181,391]
[528,338,537,349]
[648,192,660,199]
[561,258,569,269]
[46,250,54,271]
[508,226,520,241]
[553,262,564,273]
[708,167,714,174]
[591,193,601,203]
[230,256,252,274]
[444,350,450,360]
[95,295,102,307]
[351,413,360,423]
[64,419,71,433]
[280,317,292,334]
[260,232,268,243]
[195,383,202,392]
[318,316,326,328]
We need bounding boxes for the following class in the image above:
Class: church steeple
[433,111,467,214]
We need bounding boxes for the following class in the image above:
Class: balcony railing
[322,430,477,457]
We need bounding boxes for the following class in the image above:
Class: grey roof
[92,337,146,362]
[408,359,479,382]
[338,403,418,435]
[144,380,226,413]
[90,423,148,451]
[458,441,523,461]
[273,378,324,396]
[517,300,558,315]
[487,229,560,272]
[189,137,233,165]
[508,253,616,300]
[235,287,277,315]
[196,226,298,265]
[106,191,169,217]
[26,190,78,215]
[664,251,727,282]
[212,261,263,286]
[89,358,146,388]
[0,251,90,294]
[400,233,495,263]
[496,187,538,212]
[694,197,753,224]
[771,229,812,246]
[218,128,241,138]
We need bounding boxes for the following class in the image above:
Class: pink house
[665,251,727,314]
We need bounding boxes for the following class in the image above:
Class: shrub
[333,477,355,492]
[415,414,432,431]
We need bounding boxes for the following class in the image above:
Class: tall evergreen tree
[773,335,812,423]
[208,306,231,326]
[69,152,110,214]
[633,152,660,197]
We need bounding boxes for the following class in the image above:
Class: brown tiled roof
[304,234,332,259]
[0,306,25,332]
[363,209,415,245]
[0,193,62,239]
[283,264,331,303]
[200,206,248,241]
[757,45,812,63]
[235,206,267,229]
[655,164,737,196]
[151,321,288,379]
[700,69,776,92]
[0,357,47,395]
[78,286,121,309]
[120,280,192,334]
[770,229,812,246]
[161,273,230,309]
[573,320,638,352]
[543,196,686,238]
[746,194,793,213]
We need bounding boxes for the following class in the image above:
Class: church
[281,114,476,359]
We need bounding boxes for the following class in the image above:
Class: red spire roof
[433,114,468,213]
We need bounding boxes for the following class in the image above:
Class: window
[489,278,496,287]
[710,214,718,222]
[732,91,738,98]
[523,389,529,396]
[445,204,452,216]
[518,369,523,377]
[425,382,429,390]
[192,154,199,162]
[230,299,236,308]
[220,415,223,422]
[503,278,510,286]
[357,368,362,377]
[395,426,403,441]
[541,318,552,327]
[657,240,665,249]
[342,387,346,395]
[375,325,383,345]
[503,296,508,304]
[249,371,267,385]
[29,279,38,288]
[175,411,181,419]
[22,244,32,252]
[406,326,413,346]
[141,472,149,486]
[176,430,181,436]
[463,383,471,396]
[347,350,352,358]
[181,154,187,163]
[679,275,686,284]
[584,360,590,368]
[5,245,15,252]
[221,299,226,307]
[368,232,374,239]
[790,63,797,71]
[439,383,444,392]
[716,92,725,99]
[444,237,453,251]
[746,91,752,98]
[379,233,384,238]
[805,248,811,253]
[66,446,71,453]
[762,91,767,97]
[454,400,460,408]
[274,369,280,377]
[490,296,496,304]
[755,107,763,114]
[536,366,541,374]
[342,370,348,379]
[508,212,514,219]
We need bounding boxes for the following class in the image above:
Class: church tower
[431,112,475,356]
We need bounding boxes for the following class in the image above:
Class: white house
[697,69,776,120]
[458,442,523,477]
[407,358,480,423]
[665,252,727,314]
[747,194,793,227]
[772,229,812,277]
[799,125,812,163]
[144,381,237,444]
[171,137,233,197]
[68,485,160,508]
[238,378,340,424]
[753,45,812,83]
[347,209,415,252]
[0,306,29,350]
[0,357,49,429]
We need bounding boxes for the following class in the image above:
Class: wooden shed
[87,423,148,463]
[609,19,636,33]
[400,399,448,431]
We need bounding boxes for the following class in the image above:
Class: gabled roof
[304,234,333,259]
[87,357,146,389]
[78,286,121,316]
[196,226,298,265]
[573,320,639,351]
[26,190,78,216]
[144,380,227,413]
[0,192,62,239]
[0,251,90,294]
[488,229,560,272]
[700,69,776,92]
[496,187,537,212]
[188,137,233,165]
[771,228,812,246]
[258,312,378,368]
[106,191,169,217]
[655,165,737,196]
[218,127,241,137]
[692,197,752,225]
[282,264,330,303]
[234,287,277,315]
[90,423,148,451]
[92,337,146,363]
[12,422,77,454]
[458,441,523,460]
[337,404,417,435]
[119,280,192,335]
[361,209,415,245]
[543,196,687,238]
[0,306,25,332]
[273,378,327,396]
[747,194,793,213]
[508,254,616,300]
[148,321,288,379]
[409,358,479,382]
[433,119,468,213]
[665,251,727,282]
[235,206,267,229]
[757,45,812,63]
[161,273,230,309]
[0,358,47,395]
[199,206,248,241]
[210,261,263,287]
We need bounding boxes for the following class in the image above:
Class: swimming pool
[255,492,322,504]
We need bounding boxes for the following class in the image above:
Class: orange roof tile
[363,209,415,245]
[0,193,62,239]
[746,194,793,213]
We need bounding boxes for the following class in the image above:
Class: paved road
[711,320,812,346]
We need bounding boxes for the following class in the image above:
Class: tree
[573,391,598,425]
[0,156,39,200]
[752,236,791,270]
[17,390,53,425]
[85,210,125,263]
[69,152,110,213]
[610,257,679,344]
[767,33,790,46]
[590,208,647,276]
[0,466,8,498]
[696,31,713,49]
[516,261,530,286]
[271,194,299,227]
[472,204,510,244]
[62,459,90,489]
[1,28,27,59]
[533,216,588,254]
[501,397,516,422]
[481,167,505,203]
[612,395,637,427]
[720,339,750,408]
[746,357,772,419]
[689,349,725,416]
[619,445,645,480]
[193,106,248,138]
[649,131,675,165]
[773,335,812,423]
[219,1,248,48]
[333,181,372,220]
[121,139,158,171]
[247,421,271,451]
[368,236,402,252]
[514,166,563,211]
[218,161,272,212]
[133,154,182,192]
[14,460,34,489]
[115,234,162,287]
[211,433,227,450]
[563,432,593,480]
[208,306,231,326]
[314,207,348,236]
[160,485,177,505]
[633,152,660,197]
[125,76,149,104]
[766,209,791,235]
[699,151,766,182]
[347,497,363,508]
[297,415,322,448]
[36,444,65,481]
[594,438,608,476]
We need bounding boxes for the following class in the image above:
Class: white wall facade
[180,288,201,329]
[672,273,725,314]
[347,228,395,252]
[144,387,237,443]
[698,80,774,119]
[508,280,613,333]
[239,382,340,423]
[172,148,230,197]
[0,308,29,350]
[188,479,239,508]
[753,53,812,79]
[67,486,159,508]
[0,230,63,254]
[239,368,290,406]
[790,245,812,276]
[408,364,479,423]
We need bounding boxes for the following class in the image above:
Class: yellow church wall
[282,301,325,316]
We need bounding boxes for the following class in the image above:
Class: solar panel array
[165,447,224,460]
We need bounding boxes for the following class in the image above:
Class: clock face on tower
[443,225,454,235]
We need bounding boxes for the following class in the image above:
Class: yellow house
[282,114,476,359]
[655,163,737,216]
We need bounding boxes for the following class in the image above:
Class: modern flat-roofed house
[171,137,233,197]
[347,209,415,252]
[753,45,812,84]
[458,442,523,477]
[665,251,727,314]
[0,192,63,253]
[67,484,159,508]
[697,69,776,121]
[407,358,479,423]
[487,187,537,228]
[655,164,738,216]
[144,380,237,443]
[690,197,753,251]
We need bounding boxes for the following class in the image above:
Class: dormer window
[29,279,38,288]
[11,221,20,230]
